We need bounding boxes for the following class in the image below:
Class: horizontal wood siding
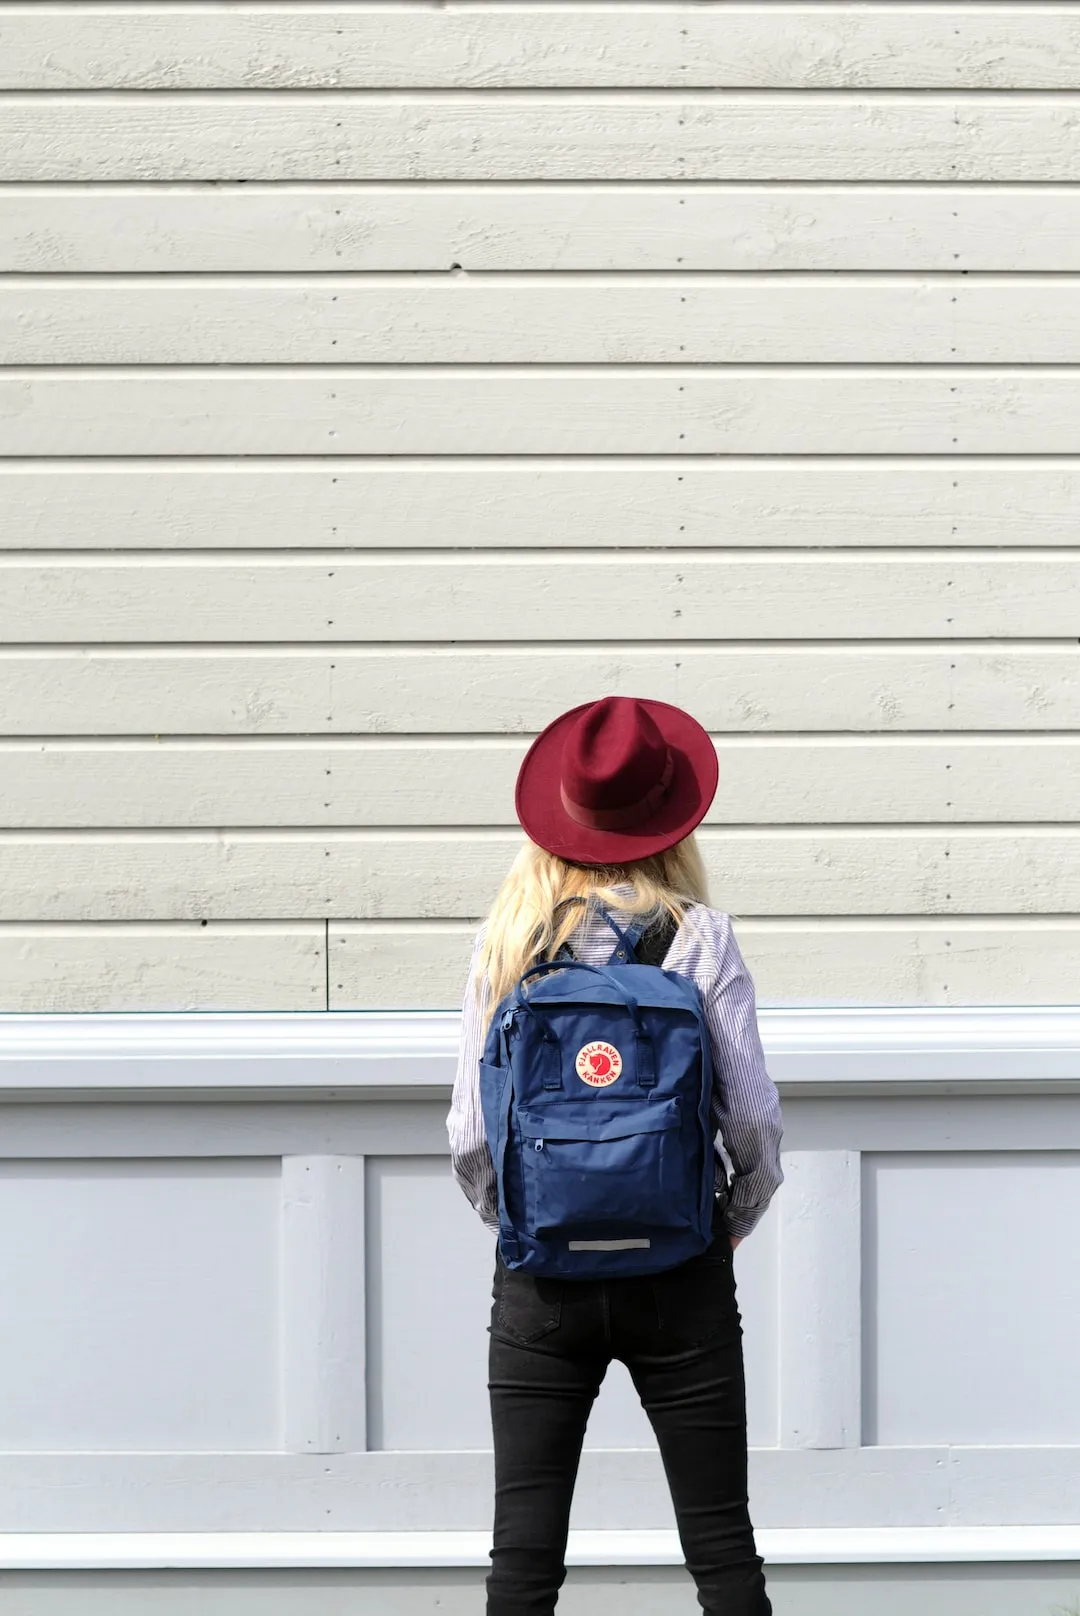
[5,7,1080,91]
[3,648,1076,735]
[5,95,1080,183]
[8,186,1080,273]
[2,830,1079,921]
[5,555,1079,642]
[0,923,327,1012]
[17,276,1080,365]
[14,370,1080,456]
[328,921,1080,1011]
[4,738,1079,828]
[5,460,1080,550]
[2,3,1079,1010]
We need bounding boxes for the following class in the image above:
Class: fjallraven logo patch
[575,1041,623,1087]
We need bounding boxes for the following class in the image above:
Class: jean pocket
[492,1259,562,1345]
[649,1242,739,1349]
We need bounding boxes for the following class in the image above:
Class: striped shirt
[447,894,785,1240]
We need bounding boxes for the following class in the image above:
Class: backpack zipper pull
[534,1138,545,1153]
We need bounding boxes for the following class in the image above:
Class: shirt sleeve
[446,929,499,1231]
[704,914,785,1239]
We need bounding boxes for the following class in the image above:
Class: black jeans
[486,1210,771,1616]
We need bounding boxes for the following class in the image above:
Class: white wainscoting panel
[364,1153,781,1454]
[0,1007,1076,1562]
[863,1150,1080,1447]
[364,1155,496,1453]
[0,1156,280,1452]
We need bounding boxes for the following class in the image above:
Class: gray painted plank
[778,1152,862,1449]
[282,1156,367,1454]
[4,95,1080,182]
[13,915,1080,1016]
[5,1094,1080,1161]
[11,369,1080,456]
[3,554,1077,642]
[5,6,1080,91]
[7,185,1080,273]
[0,923,326,1013]
[3,648,1076,737]
[5,459,1080,550]
[2,914,1080,1012]
[5,738,1080,827]
[16,276,1080,364]
[2,828,1080,920]
[949,1445,1080,1525]
[0,1445,957,1532]
[330,919,1080,1012]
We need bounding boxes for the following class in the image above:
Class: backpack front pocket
[516,1099,689,1235]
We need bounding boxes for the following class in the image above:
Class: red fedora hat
[514,696,718,867]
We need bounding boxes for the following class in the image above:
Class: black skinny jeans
[486,1208,771,1616]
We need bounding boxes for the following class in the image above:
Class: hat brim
[514,698,719,868]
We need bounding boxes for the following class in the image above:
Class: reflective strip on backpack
[568,1238,651,1252]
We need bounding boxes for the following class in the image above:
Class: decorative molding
[0,1526,1079,1571]
[2,1447,1079,1535]
[0,1012,461,1099]
[778,1151,862,1449]
[281,1155,368,1454]
[2,1006,1080,1101]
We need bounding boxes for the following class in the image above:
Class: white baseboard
[1,1527,1079,1571]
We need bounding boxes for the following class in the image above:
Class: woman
[448,694,783,1616]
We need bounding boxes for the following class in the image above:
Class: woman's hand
[730,1234,744,1252]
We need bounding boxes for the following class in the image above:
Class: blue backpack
[479,903,718,1278]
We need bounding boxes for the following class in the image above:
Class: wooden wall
[1,1006,1078,1551]
[2,4,1080,1010]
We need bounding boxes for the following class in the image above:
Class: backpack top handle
[513,957,658,1090]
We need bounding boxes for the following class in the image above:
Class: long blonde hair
[478,834,710,1025]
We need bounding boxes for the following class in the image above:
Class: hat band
[559,750,675,832]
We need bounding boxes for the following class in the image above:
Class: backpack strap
[553,901,631,963]
[633,910,680,969]
[553,902,680,968]
[548,895,587,964]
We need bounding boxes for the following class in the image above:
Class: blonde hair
[477,833,710,1026]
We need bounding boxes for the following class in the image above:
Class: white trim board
[2,1006,1080,1098]
[1,1528,1079,1572]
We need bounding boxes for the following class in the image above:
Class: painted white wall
[3,5,1080,1011]
[0,1006,1078,1556]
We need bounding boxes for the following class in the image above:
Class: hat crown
[514,692,717,865]
[560,697,669,814]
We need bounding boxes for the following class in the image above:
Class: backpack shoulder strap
[540,901,679,967]
[633,911,680,969]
